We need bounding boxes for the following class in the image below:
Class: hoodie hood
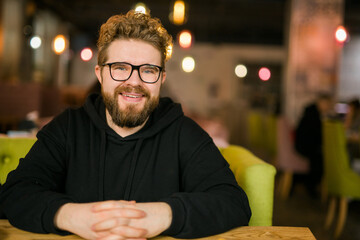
[84,93,184,140]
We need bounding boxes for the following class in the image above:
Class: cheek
[149,85,161,96]
[102,79,120,93]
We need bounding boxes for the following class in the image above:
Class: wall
[338,36,360,101]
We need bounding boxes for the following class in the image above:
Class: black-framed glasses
[102,62,163,84]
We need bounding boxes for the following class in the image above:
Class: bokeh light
[53,35,66,54]
[30,36,42,49]
[235,64,247,78]
[80,48,93,62]
[182,56,195,73]
[258,67,271,81]
[335,26,348,43]
[135,3,147,14]
[179,30,192,48]
[173,1,185,25]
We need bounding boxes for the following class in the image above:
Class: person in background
[295,93,333,198]
[184,110,230,148]
[0,11,251,240]
[344,98,360,140]
[344,98,360,166]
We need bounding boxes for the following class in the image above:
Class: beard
[102,84,159,128]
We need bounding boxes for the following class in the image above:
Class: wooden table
[0,219,316,240]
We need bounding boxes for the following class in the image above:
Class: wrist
[159,202,172,232]
[54,203,75,231]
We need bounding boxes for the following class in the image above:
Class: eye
[113,63,130,71]
[141,65,159,74]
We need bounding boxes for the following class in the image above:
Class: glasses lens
[110,63,132,81]
[140,65,161,83]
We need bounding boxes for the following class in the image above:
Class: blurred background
[0,0,360,239]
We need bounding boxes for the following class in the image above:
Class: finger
[93,208,146,232]
[96,234,124,240]
[92,218,129,232]
[110,225,147,239]
[96,208,146,219]
[93,201,122,211]
[114,208,146,219]
[97,235,146,240]
[93,201,137,212]
[119,200,136,205]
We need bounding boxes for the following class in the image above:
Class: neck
[105,109,147,137]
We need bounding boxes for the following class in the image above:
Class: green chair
[322,120,360,238]
[0,137,37,185]
[220,145,277,226]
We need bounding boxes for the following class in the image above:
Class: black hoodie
[0,94,251,238]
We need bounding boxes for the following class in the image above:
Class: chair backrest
[220,145,276,226]
[0,137,37,185]
[276,117,308,172]
[322,120,360,197]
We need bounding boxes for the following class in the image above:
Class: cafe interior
[0,0,360,239]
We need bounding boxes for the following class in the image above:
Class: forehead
[106,39,162,65]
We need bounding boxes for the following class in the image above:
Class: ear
[95,65,102,84]
[161,71,166,84]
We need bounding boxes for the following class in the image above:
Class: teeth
[123,94,141,98]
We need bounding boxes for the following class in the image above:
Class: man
[0,11,251,240]
[295,93,333,197]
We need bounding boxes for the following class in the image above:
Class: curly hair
[97,10,173,68]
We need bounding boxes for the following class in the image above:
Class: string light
[182,56,195,73]
[135,3,147,14]
[258,67,271,81]
[53,35,66,54]
[235,64,247,78]
[172,1,185,25]
[335,26,348,44]
[179,30,192,48]
[80,48,93,62]
[30,36,42,49]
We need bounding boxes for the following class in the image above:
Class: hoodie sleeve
[161,118,251,238]
[0,110,75,234]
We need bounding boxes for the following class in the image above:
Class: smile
[121,93,142,98]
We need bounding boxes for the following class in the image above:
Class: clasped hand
[55,200,172,240]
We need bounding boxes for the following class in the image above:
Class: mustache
[114,84,150,98]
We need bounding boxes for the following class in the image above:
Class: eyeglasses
[102,62,163,84]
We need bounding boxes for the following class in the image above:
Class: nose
[125,68,143,85]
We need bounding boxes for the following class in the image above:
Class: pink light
[179,30,192,48]
[80,48,93,61]
[259,67,271,81]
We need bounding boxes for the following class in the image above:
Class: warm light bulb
[135,3,147,14]
[173,1,185,25]
[30,36,42,49]
[179,30,192,48]
[235,64,247,78]
[335,26,348,43]
[182,57,195,73]
[53,35,66,54]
